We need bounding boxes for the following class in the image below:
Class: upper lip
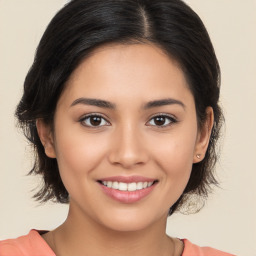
[97,176,157,183]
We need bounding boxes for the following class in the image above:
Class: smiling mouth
[97,180,158,192]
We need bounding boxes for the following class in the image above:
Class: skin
[37,43,214,256]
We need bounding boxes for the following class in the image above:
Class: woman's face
[39,43,211,231]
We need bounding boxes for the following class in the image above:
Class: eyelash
[146,113,178,128]
[79,113,177,128]
[79,114,110,128]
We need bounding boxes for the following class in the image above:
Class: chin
[96,208,167,233]
[102,218,152,232]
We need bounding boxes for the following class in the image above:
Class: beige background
[0,1,255,255]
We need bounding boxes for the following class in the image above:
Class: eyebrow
[70,97,185,110]
[70,98,116,109]
[143,98,185,109]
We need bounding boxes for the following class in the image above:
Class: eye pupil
[90,116,102,126]
[154,116,166,126]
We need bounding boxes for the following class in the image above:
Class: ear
[193,107,214,163]
[36,119,56,158]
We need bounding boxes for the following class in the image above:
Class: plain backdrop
[0,1,255,255]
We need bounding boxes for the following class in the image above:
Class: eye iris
[154,116,166,126]
[90,116,102,126]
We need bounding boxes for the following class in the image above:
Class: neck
[50,205,175,256]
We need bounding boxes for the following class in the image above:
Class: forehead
[59,43,193,108]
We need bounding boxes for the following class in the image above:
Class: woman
[0,0,235,255]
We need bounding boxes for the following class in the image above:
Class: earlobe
[193,107,214,163]
[36,119,56,158]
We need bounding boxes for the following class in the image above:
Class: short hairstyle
[16,0,223,215]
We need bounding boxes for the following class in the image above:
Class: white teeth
[136,182,143,190]
[101,181,155,191]
[112,181,119,189]
[119,182,128,191]
[127,182,137,191]
[147,181,153,187]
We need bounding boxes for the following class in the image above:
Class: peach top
[0,230,236,256]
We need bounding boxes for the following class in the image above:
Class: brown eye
[153,116,167,126]
[91,116,103,126]
[80,115,109,127]
[147,115,176,127]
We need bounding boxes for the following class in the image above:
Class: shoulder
[182,239,236,256]
[0,240,23,255]
[0,230,55,256]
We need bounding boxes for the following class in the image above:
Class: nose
[108,124,149,169]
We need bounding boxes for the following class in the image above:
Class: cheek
[160,141,195,173]
[160,143,193,189]
[149,126,198,197]
[53,123,108,181]
[152,130,197,172]
[154,144,194,210]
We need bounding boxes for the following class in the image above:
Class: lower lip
[99,183,157,203]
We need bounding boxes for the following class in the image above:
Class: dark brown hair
[16,0,223,215]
